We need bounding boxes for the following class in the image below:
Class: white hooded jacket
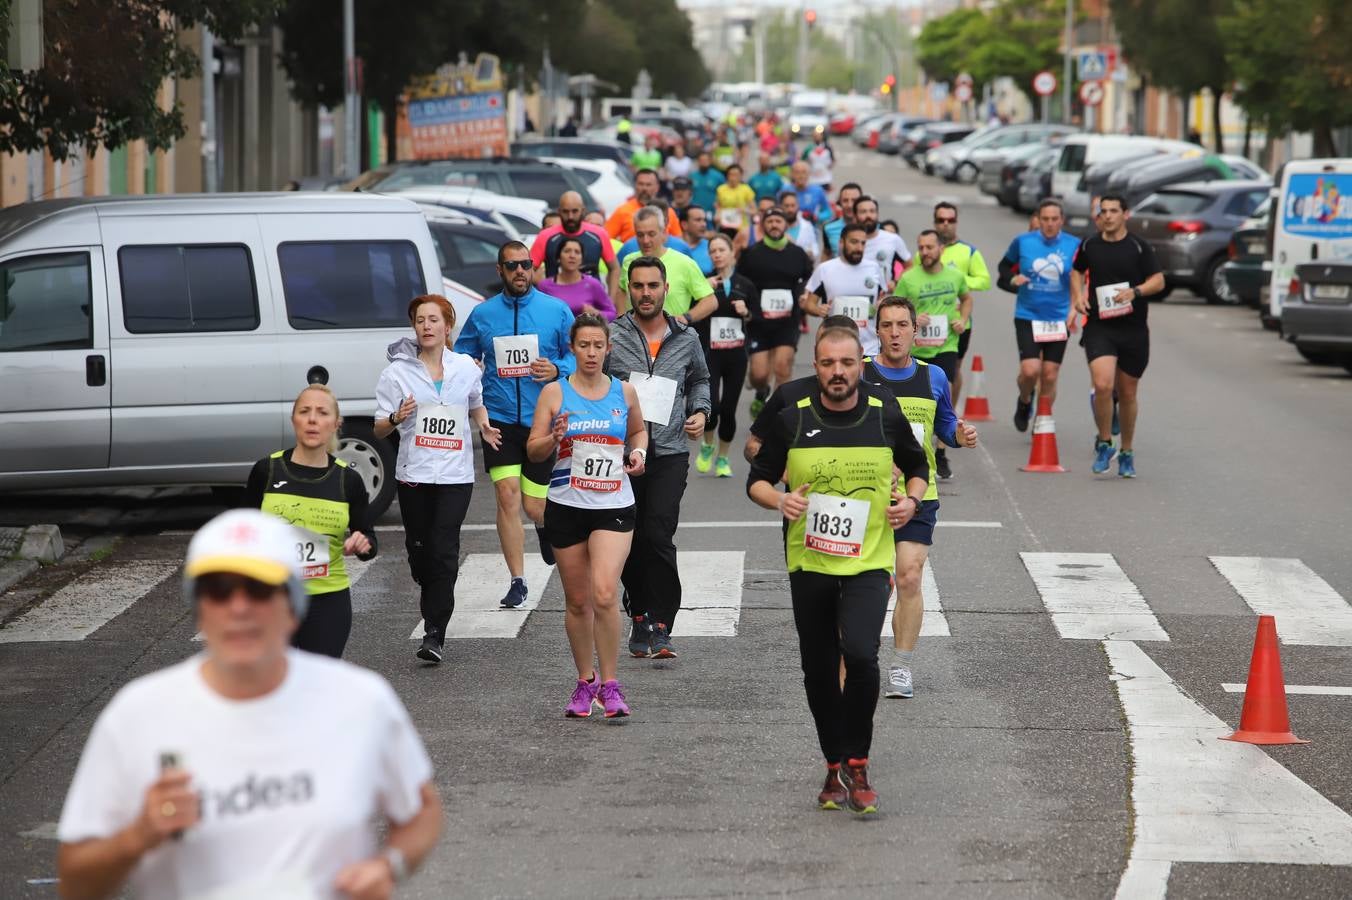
[375,338,485,484]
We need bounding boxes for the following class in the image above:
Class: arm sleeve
[996,256,1020,294]
[375,368,404,418]
[666,209,683,237]
[373,680,435,825]
[1071,241,1090,274]
[241,458,269,507]
[896,237,912,264]
[451,313,480,358]
[529,231,548,266]
[749,385,788,439]
[552,309,577,378]
[889,405,930,486]
[805,265,824,295]
[929,366,959,447]
[746,411,791,495]
[966,249,992,292]
[57,703,139,843]
[685,337,712,417]
[343,468,379,560]
[589,278,618,320]
[596,226,618,264]
[1137,237,1162,279]
[604,208,625,240]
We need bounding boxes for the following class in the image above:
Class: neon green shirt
[618,247,714,317]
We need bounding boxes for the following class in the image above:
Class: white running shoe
[884,666,914,699]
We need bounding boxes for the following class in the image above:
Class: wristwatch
[1131,286,1142,301]
[907,496,924,512]
[382,846,408,883]
[387,412,399,426]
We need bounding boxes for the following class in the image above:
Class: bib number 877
[584,456,615,478]
[503,348,532,365]
[808,512,854,538]
[419,415,457,435]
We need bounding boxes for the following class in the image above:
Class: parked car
[1052,135,1201,227]
[0,193,445,516]
[346,157,598,210]
[1016,146,1060,213]
[1127,181,1272,304]
[389,186,548,240]
[852,113,890,146]
[1280,261,1352,369]
[440,275,485,348]
[511,137,631,169]
[425,218,512,299]
[979,142,1053,204]
[1065,152,1178,233]
[1118,154,1268,209]
[931,124,1076,184]
[912,124,977,173]
[537,156,632,216]
[1220,196,1273,309]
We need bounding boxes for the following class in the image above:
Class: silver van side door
[0,248,110,474]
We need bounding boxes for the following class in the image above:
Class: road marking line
[1222,683,1352,696]
[677,551,743,636]
[0,562,178,643]
[1106,639,1352,894]
[1113,859,1171,900]
[882,561,949,638]
[1210,556,1352,646]
[1021,553,1169,641]
[410,553,553,640]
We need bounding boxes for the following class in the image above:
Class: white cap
[184,510,306,616]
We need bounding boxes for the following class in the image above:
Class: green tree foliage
[0,0,282,160]
[915,8,983,85]
[1220,0,1349,156]
[916,1,1063,97]
[726,12,858,92]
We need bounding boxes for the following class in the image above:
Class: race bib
[710,316,745,350]
[718,208,743,228]
[1031,319,1068,343]
[295,526,330,580]
[804,493,870,558]
[1095,282,1134,319]
[569,440,625,493]
[628,373,679,425]
[916,316,949,347]
[910,422,926,449]
[493,334,539,377]
[829,295,872,330]
[414,403,466,451]
[761,288,794,320]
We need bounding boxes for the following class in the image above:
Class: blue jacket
[453,287,576,426]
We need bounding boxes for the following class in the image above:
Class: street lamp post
[1062,0,1073,125]
[343,0,359,178]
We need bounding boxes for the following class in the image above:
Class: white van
[1268,158,1352,322]
[0,193,445,515]
[1052,135,1200,228]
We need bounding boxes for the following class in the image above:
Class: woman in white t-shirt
[663,141,694,183]
[375,295,501,665]
[57,509,442,900]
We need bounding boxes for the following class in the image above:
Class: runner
[999,199,1080,431]
[604,169,682,243]
[242,384,377,659]
[538,236,617,320]
[853,195,911,292]
[789,161,832,223]
[689,151,725,215]
[378,295,502,663]
[892,230,973,481]
[526,313,648,718]
[57,509,442,898]
[531,191,619,296]
[747,324,928,815]
[822,182,862,261]
[748,152,785,203]
[664,141,694,184]
[694,233,753,478]
[607,255,711,661]
[1069,193,1165,478]
[801,129,835,192]
[677,205,715,276]
[714,163,756,238]
[630,133,663,174]
[802,222,886,358]
[777,189,822,259]
[738,206,815,417]
[616,206,717,322]
[670,176,695,218]
[934,202,992,432]
[454,243,575,611]
[864,297,978,698]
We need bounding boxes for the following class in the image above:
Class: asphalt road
[3,147,1351,899]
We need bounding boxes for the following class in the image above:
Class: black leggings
[789,569,891,764]
[706,347,749,444]
[292,588,352,658]
[398,482,473,640]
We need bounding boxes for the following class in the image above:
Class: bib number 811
[808,512,854,538]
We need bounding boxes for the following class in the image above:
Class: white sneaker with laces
[884,666,913,699]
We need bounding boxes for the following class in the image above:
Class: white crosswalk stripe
[1021,552,1170,641]
[881,561,949,638]
[410,553,554,640]
[1209,556,1352,646]
[676,551,743,636]
[0,562,179,643]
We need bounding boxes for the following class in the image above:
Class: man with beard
[615,206,717,321]
[605,169,682,243]
[607,256,711,661]
[854,195,911,292]
[677,205,714,276]
[531,190,619,296]
[737,206,815,417]
[803,223,886,358]
[933,202,991,427]
[776,189,821,260]
[822,182,862,262]
[747,324,928,815]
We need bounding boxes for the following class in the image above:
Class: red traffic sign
[955,72,974,86]
[954,82,973,103]
[1079,80,1104,107]
[1033,70,1057,97]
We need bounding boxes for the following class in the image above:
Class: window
[119,245,257,333]
[573,169,601,186]
[508,170,571,204]
[1225,190,1268,218]
[502,212,541,234]
[0,253,93,352]
[1058,144,1086,173]
[1137,192,1210,215]
[451,232,500,265]
[278,241,424,329]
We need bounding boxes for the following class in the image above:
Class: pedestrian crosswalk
[3,551,1351,650]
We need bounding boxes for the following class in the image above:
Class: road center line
[1221,683,1352,696]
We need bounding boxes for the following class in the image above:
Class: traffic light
[881,74,896,95]
[805,9,816,28]
[881,83,891,95]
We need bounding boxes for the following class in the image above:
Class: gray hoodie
[606,313,711,459]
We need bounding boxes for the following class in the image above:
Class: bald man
[790,161,831,224]
[530,190,619,296]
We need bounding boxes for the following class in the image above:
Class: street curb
[0,558,40,600]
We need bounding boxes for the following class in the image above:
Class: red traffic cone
[961,355,993,422]
[1221,615,1308,745]
[1020,396,1066,472]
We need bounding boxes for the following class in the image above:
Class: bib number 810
[808,512,854,538]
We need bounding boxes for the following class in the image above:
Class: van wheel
[1203,256,1238,304]
[337,421,397,518]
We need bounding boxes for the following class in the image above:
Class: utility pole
[342,0,359,178]
[201,26,217,192]
[1062,0,1074,124]
[796,6,808,85]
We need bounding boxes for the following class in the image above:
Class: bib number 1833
[804,493,869,558]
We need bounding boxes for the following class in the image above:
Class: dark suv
[347,158,597,209]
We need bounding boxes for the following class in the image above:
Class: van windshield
[1058,143,1087,173]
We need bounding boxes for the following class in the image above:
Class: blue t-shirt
[617,235,694,262]
[683,238,713,276]
[869,359,958,445]
[794,184,831,223]
[747,170,784,203]
[689,168,725,214]
[822,216,846,255]
[1002,230,1081,321]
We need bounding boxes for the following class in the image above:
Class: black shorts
[957,325,973,359]
[747,320,801,353]
[893,499,939,546]
[482,420,554,496]
[1081,323,1150,379]
[914,351,958,384]
[544,501,636,548]
[1014,318,1069,365]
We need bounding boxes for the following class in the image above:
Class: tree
[1110,0,1234,151]
[726,12,857,91]
[1220,0,1350,156]
[0,0,282,161]
[601,0,709,99]
[915,8,984,85]
[916,1,1062,99]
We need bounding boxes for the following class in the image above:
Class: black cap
[673,176,693,189]
[762,206,788,222]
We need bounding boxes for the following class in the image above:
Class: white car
[441,275,485,347]
[537,156,633,216]
[382,186,547,243]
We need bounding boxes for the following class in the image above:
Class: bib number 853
[808,512,854,538]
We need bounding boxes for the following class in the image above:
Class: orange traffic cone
[1221,615,1308,745]
[961,355,993,422]
[1020,396,1066,472]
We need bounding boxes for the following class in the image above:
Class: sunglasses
[196,572,282,603]
[934,217,957,224]
[500,259,533,272]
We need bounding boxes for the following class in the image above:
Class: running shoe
[840,759,879,815]
[628,614,653,658]
[536,527,556,566]
[565,677,599,718]
[696,442,715,473]
[650,623,678,659]
[884,666,913,699]
[597,679,631,717]
[416,632,443,664]
[1013,393,1035,432]
[749,396,765,418]
[818,763,847,810]
[935,449,952,481]
[500,577,527,609]
[715,456,733,478]
[1092,439,1116,474]
[1118,450,1136,479]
